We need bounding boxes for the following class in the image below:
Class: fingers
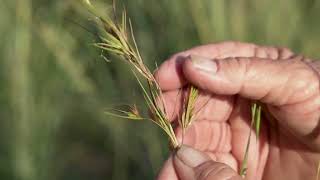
[183,55,320,139]
[155,41,258,91]
[183,56,319,106]
[157,156,179,180]
[173,145,242,180]
[159,89,234,122]
[174,121,232,153]
[154,41,294,91]
[229,98,269,179]
[155,55,186,91]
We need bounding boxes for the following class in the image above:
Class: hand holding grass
[156,41,320,180]
[80,1,319,179]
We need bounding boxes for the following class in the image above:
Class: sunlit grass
[1,0,320,180]
[82,0,200,150]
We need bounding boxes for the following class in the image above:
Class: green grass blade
[317,160,320,180]
[239,132,251,177]
[255,105,262,138]
[239,120,253,176]
[240,103,262,177]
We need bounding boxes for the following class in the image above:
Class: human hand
[155,42,320,180]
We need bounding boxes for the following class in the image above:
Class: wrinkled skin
[155,42,320,180]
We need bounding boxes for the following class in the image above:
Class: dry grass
[82,0,199,149]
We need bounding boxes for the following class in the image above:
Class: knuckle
[277,47,295,59]
[233,57,253,81]
[223,57,251,75]
[261,46,279,59]
[217,57,252,94]
[285,60,320,103]
[252,45,294,60]
[219,41,241,47]
[220,41,257,51]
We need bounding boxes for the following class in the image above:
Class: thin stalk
[239,103,262,177]
[317,160,320,180]
[81,0,197,150]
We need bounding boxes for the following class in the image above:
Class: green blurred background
[1,0,320,179]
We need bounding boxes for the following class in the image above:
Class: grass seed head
[82,0,198,150]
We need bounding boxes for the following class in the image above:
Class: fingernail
[176,145,209,168]
[190,55,217,74]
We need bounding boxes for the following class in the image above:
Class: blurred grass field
[1,0,320,179]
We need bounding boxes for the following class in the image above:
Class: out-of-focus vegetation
[1,0,319,180]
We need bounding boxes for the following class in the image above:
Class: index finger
[154,41,294,91]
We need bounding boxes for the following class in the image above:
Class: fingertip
[173,145,208,180]
[181,57,214,92]
[154,55,187,91]
[157,156,179,180]
[182,56,243,95]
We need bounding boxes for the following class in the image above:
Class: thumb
[183,55,318,106]
[173,145,241,180]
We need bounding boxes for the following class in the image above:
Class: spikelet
[81,0,199,149]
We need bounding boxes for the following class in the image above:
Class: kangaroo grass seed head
[181,86,199,130]
[81,0,198,150]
